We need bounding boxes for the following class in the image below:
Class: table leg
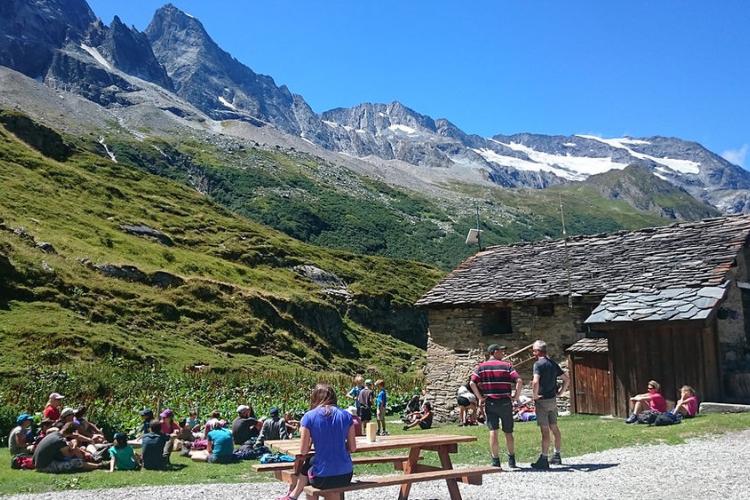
[398,446,422,500]
[437,445,462,500]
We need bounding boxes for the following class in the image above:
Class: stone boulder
[120,224,174,246]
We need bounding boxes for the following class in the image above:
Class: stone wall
[717,247,750,402]
[424,298,594,421]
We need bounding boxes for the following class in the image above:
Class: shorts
[37,457,84,473]
[418,421,432,430]
[358,406,372,421]
[301,456,353,489]
[536,398,558,427]
[485,398,513,433]
[208,454,237,464]
[457,396,471,407]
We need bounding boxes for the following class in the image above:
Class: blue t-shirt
[376,389,387,408]
[300,406,353,478]
[207,428,234,459]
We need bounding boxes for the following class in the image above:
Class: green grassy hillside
[0,115,443,382]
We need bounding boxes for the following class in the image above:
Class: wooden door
[571,352,613,415]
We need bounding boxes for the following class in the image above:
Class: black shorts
[418,421,432,430]
[358,406,372,421]
[301,456,353,489]
[485,398,513,433]
[457,396,471,407]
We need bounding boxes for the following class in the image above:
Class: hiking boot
[530,455,550,470]
[625,414,638,424]
[550,452,562,465]
[507,454,517,468]
[491,456,501,467]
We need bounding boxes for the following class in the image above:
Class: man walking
[470,344,522,468]
[530,340,569,469]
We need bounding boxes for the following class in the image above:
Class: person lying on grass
[402,402,434,431]
[109,432,140,472]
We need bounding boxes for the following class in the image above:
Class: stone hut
[416,215,750,421]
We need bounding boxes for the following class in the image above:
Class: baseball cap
[269,407,280,417]
[139,408,154,417]
[364,379,373,385]
[346,406,357,416]
[49,392,64,400]
[113,432,127,442]
[159,408,174,418]
[16,413,33,425]
[486,344,507,353]
[60,407,75,418]
[237,404,250,413]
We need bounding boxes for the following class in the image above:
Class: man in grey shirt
[531,340,569,469]
[258,407,288,445]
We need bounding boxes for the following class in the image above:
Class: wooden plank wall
[609,322,720,417]
[569,352,612,414]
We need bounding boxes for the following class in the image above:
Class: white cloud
[722,144,749,168]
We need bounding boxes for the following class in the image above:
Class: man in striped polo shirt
[470,344,522,468]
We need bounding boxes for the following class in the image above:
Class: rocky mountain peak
[0,0,97,77]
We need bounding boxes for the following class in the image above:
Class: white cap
[347,406,357,416]
[237,404,250,413]
[60,407,75,418]
[49,392,64,400]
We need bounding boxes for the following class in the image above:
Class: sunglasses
[647,385,655,389]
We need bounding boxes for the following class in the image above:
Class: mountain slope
[0,111,443,379]
[581,165,721,220]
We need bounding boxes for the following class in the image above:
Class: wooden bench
[253,455,418,481]
[303,465,502,500]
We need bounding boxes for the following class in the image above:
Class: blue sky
[88,0,749,167]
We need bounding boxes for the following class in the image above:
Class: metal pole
[560,194,573,309]
[476,204,482,251]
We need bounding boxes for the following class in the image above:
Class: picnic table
[261,433,501,500]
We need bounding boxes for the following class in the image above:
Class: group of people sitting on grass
[625,381,699,424]
[7,392,302,473]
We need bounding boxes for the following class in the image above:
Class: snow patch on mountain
[218,96,236,110]
[577,134,700,174]
[388,124,418,135]
[80,44,112,71]
[489,139,630,179]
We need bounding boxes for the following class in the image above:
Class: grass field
[2,413,749,495]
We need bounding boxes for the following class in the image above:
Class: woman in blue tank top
[279,384,357,500]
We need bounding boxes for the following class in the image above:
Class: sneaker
[550,452,562,465]
[625,414,638,424]
[403,425,409,431]
[507,454,517,468]
[491,456,501,467]
[530,455,550,470]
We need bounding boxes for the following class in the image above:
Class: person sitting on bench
[279,384,356,500]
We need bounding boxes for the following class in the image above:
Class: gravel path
[10,430,749,500]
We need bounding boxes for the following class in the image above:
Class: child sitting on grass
[108,433,139,472]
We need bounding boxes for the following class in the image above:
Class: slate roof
[417,215,750,307]
[584,286,727,323]
[566,338,608,353]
